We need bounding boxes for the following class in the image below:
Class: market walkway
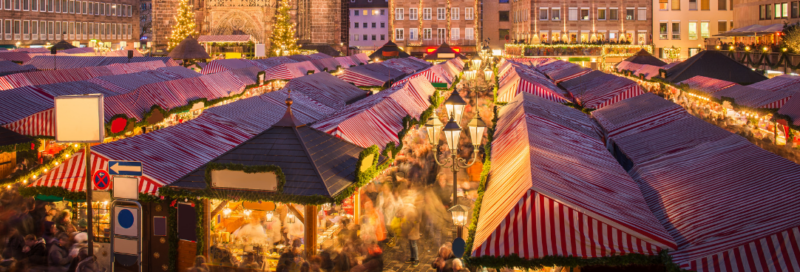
[382,230,455,272]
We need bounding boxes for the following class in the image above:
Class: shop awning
[496,63,570,103]
[0,51,33,63]
[748,74,800,92]
[338,63,406,87]
[261,61,319,82]
[591,93,688,138]
[393,64,452,89]
[380,57,431,74]
[471,93,676,261]
[23,56,178,70]
[335,56,358,68]
[201,59,260,75]
[546,65,591,83]
[88,67,201,93]
[562,72,644,109]
[312,76,434,149]
[714,23,784,37]
[711,84,794,109]
[679,75,737,95]
[280,72,368,109]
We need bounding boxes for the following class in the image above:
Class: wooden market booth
[161,96,382,271]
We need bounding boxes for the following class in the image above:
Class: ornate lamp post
[448,204,469,237]
[426,90,486,214]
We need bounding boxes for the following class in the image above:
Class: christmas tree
[269,0,300,57]
[168,0,198,51]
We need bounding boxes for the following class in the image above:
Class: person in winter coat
[47,233,73,272]
[186,255,210,272]
[401,206,420,265]
[431,245,455,272]
[75,248,105,272]
[22,234,48,270]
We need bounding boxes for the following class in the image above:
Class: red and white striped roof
[679,75,737,95]
[0,60,167,90]
[547,65,592,84]
[632,64,663,80]
[496,65,570,104]
[0,87,55,136]
[262,61,319,82]
[352,53,370,64]
[88,67,200,93]
[249,56,298,70]
[748,74,800,92]
[281,72,367,110]
[569,76,644,109]
[339,63,406,87]
[29,74,357,193]
[312,77,434,149]
[0,52,33,63]
[473,93,676,259]
[616,61,644,72]
[307,53,334,60]
[335,56,358,68]
[105,49,144,57]
[0,61,36,75]
[712,85,793,109]
[381,57,431,74]
[309,57,342,71]
[628,135,800,272]
[201,59,259,75]
[392,64,453,88]
[778,95,800,126]
[592,93,688,139]
[534,59,578,75]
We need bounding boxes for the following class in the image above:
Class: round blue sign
[118,209,134,229]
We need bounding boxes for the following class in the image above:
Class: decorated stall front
[160,98,384,270]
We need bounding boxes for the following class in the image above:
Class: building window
[395,8,403,20]
[625,8,634,20]
[718,0,726,10]
[659,0,668,10]
[580,8,589,20]
[608,8,617,20]
[39,21,45,40]
[452,8,459,20]
[354,9,359,16]
[760,5,766,19]
[539,8,548,20]
[690,0,697,10]
[423,8,431,20]
[362,34,367,40]
[700,21,709,38]
[380,9,385,15]
[381,22,385,28]
[499,0,508,3]
[354,22,358,28]
[568,7,578,21]
[499,29,509,40]
[465,28,473,40]
[371,22,376,28]
[23,0,28,10]
[54,0,59,12]
[32,0,36,11]
[597,8,606,20]
[638,8,646,20]
[660,22,668,39]
[353,34,359,41]
[362,22,367,28]
[371,34,376,40]
[13,20,20,40]
[688,21,697,40]
[671,0,679,10]
[792,1,799,18]
[465,7,473,19]
[499,11,509,21]
[437,7,445,20]
[409,8,417,19]
[451,28,459,39]
[54,21,60,39]
[381,34,385,40]
[372,9,378,15]
[31,20,37,40]
[718,21,727,32]
[551,8,560,20]
[423,28,431,39]
[409,28,417,40]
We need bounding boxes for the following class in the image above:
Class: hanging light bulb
[265,210,274,222]
[222,207,232,218]
[287,212,296,223]
[243,209,252,217]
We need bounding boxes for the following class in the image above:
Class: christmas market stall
[0,126,35,180]
[202,59,261,75]
[279,72,369,109]
[308,57,342,73]
[197,35,255,58]
[0,60,36,76]
[543,64,591,84]
[312,76,436,149]
[465,93,677,270]
[368,41,411,61]
[105,49,144,57]
[168,36,212,66]
[660,50,767,85]
[592,93,800,272]
[0,60,169,90]
[87,67,202,93]
[259,61,319,83]
[392,64,455,89]
[338,63,406,89]
[495,63,569,103]
[422,43,468,63]
[0,51,34,63]
[380,57,432,74]
[160,97,384,270]
[559,70,644,109]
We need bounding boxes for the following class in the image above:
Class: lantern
[222,207,232,219]
[265,210,274,222]
[444,90,467,124]
[443,118,462,152]
[483,69,493,81]
[287,212,296,223]
[448,204,469,227]
[425,116,443,146]
[468,117,486,148]
[471,58,482,69]
[243,209,252,217]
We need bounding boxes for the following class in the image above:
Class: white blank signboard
[211,169,278,191]
[255,44,266,57]
[54,94,104,143]
[113,176,139,200]
[114,237,138,255]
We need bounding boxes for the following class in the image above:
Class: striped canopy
[711,85,793,109]
[380,57,431,74]
[352,53,370,64]
[339,63,406,87]
[472,93,676,259]
[561,72,643,109]
[0,60,36,76]
[262,61,319,82]
[496,64,570,104]
[593,93,800,271]
[679,75,737,95]
[88,67,201,93]
[335,56,358,68]
[547,65,592,83]
[312,76,435,149]
[616,61,643,73]
[0,87,54,136]
[0,60,168,90]
[250,56,298,70]
[0,52,33,63]
[29,74,359,194]
[281,72,367,110]
[105,49,144,57]
[749,74,800,92]
[631,64,662,80]
[310,57,342,72]
[201,59,259,75]
[24,56,178,70]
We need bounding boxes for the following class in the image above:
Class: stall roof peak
[624,49,667,66]
[168,35,211,60]
[662,50,766,85]
[274,92,305,127]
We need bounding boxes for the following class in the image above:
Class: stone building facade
[152,0,345,51]
[389,0,479,56]
[653,0,732,58]
[0,0,140,48]
[483,0,511,50]
[733,0,797,33]
[511,0,652,45]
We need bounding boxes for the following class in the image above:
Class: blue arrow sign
[108,161,143,176]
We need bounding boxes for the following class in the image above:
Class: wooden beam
[288,204,305,223]
[209,200,229,218]
[203,199,211,257]
[304,205,318,258]
[353,188,361,221]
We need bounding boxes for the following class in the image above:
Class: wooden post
[353,188,361,221]
[204,199,211,259]
[304,205,318,259]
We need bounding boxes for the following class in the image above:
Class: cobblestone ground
[382,231,456,272]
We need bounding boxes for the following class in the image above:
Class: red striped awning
[496,65,570,103]
[592,93,688,139]
[29,150,163,194]
[201,59,259,75]
[748,74,800,92]
[711,85,794,109]
[262,61,319,82]
[679,75,737,95]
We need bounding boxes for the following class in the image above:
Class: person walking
[402,206,420,266]
[22,234,48,271]
[47,233,73,272]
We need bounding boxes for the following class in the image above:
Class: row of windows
[394,27,474,40]
[351,33,385,41]
[352,22,385,28]
[657,21,730,40]
[394,7,474,20]
[352,9,384,16]
[0,0,132,17]
[760,2,800,19]
[532,31,646,43]
[537,7,646,21]
[0,19,133,41]
[658,0,731,10]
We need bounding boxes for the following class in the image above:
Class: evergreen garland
[167,0,197,51]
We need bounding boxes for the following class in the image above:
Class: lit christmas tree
[168,0,198,50]
[269,0,300,57]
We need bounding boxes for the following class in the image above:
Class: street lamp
[426,91,486,214]
[448,204,469,237]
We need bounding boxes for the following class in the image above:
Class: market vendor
[232,219,268,244]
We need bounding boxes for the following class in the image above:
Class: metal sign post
[110,200,142,272]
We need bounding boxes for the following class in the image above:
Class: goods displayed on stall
[591,93,800,272]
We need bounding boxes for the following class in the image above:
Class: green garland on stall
[466,252,664,270]
[0,137,41,154]
[0,144,79,186]
[167,197,179,272]
[19,186,162,203]
[463,105,497,265]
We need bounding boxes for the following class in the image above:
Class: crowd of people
[0,184,103,272]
